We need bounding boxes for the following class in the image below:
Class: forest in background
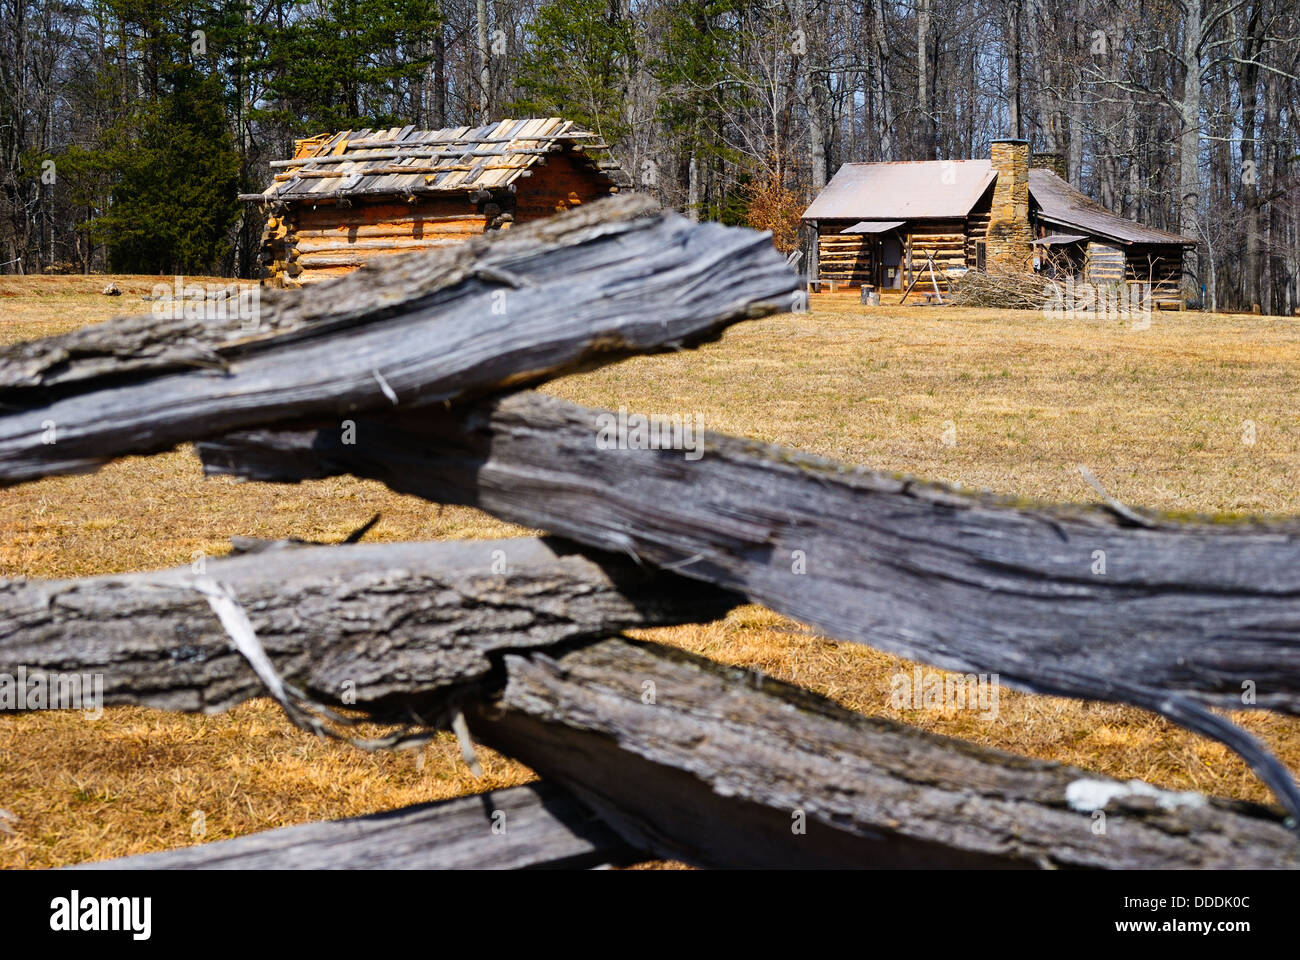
[1,0,1298,314]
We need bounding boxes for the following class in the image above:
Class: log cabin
[801,139,1194,307]
[240,118,631,287]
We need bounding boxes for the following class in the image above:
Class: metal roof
[242,118,631,204]
[803,158,1194,247]
[1034,233,1087,245]
[802,160,996,221]
[1028,169,1194,246]
[843,220,906,234]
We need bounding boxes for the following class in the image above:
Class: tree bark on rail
[467,636,1300,869]
[196,392,1300,818]
[0,195,797,485]
[0,537,737,715]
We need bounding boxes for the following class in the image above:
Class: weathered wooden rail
[2,197,1298,868]
[198,395,1300,819]
[0,537,737,716]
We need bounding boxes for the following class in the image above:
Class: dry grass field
[3,276,1300,869]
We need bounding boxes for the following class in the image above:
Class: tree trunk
[1234,4,1264,312]
[871,0,893,160]
[433,25,446,127]
[1068,25,1083,186]
[1005,0,1022,137]
[476,0,491,123]
[687,152,699,221]
[1179,0,1203,297]
[916,0,932,157]
[1261,66,1281,314]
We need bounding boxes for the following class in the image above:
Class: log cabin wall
[1125,243,1184,307]
[904,219,966,287]
[266,197,489,286]
[512,151,617,224]
[265,155,618,286]
[1084,241,1125,284]
[814,220,873,286]
[965,185,993,268]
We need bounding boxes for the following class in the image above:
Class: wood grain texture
[73,782,636,870]
[196,392,1300,817]
[0,195,797,484]
[0,537,738,715]
[469,636,1300,869]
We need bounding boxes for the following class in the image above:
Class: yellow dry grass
[2,278,1299,869]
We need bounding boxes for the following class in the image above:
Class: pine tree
[253,0,442,134]
[91,67,241,274]
[511,0,634,143]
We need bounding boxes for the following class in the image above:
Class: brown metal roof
[1028,169,1193,246]
[1034,233,1087,245]
[802,160,996,221]
[243,118,631,204]
[803,158,1194,247]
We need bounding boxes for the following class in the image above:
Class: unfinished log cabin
[802,139,1194,307]
[240,118,631,287]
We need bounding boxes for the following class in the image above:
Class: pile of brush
[947,267,1055,309]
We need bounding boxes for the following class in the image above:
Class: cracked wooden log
[73,782,638,870]
[0,537,738,716]
[468,636,1300,869]
[0,194,797,485]
[196,392,1300,818]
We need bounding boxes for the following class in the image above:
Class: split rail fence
[3,195,1300,869]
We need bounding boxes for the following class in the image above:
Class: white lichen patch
[1065,778,1207,813]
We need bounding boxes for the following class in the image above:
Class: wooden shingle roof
[242,118,631,205]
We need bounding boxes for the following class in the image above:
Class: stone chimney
[986,138,1032,273]
[1032,151,1067,180]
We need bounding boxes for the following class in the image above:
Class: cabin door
[880,234,902,289]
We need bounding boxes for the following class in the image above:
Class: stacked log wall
[1125,243,1185,308]
[905,219,967,287]
[512,151,619,223]
[815,220,873,285]
[266,198,487,287]
[1084,241,1126,284]
[263,148,620,287]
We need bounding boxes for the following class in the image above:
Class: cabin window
[975,240,986,272]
